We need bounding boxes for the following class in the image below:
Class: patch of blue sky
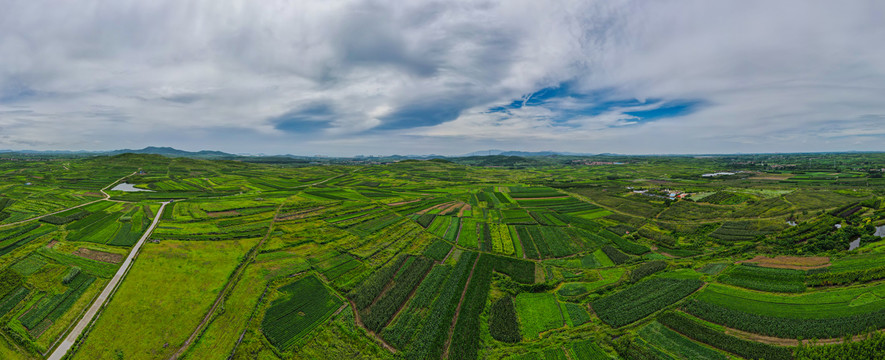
[486,81,703,126]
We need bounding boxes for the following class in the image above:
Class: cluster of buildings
[627,187,689,200]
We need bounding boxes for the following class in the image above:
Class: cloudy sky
[1,1,884,156]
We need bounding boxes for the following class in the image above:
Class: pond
[110,183,153,192]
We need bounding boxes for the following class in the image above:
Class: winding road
[47,201,170,360]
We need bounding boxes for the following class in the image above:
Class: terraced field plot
[0,153,883,360]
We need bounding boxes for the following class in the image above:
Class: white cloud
[0,0,883,155]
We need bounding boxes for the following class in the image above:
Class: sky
[1,0,884,156]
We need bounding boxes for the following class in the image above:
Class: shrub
[489,296,521,343]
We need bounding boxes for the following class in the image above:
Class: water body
[110,183,153,192]
[701,172,736,177]
[849,238,861,251]
[875,225,885,237]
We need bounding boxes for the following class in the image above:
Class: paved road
[47,201,170,360]
[0,171,135,229]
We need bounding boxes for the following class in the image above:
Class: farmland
[0,152,883,359]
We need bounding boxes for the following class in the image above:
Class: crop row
[20,272,95,330]
[481,223,492,251]
[40,209,89,225]
[569,340,612,360]
[698,191,748,205]
[490,223,514,255]
[487,254,535,283]
[0,287,29,317]
[449,254,494,360]
[416,213,436,228]
[562,302,591,326]
[637,321,727,360]
[0,270,24,299]
[514,226,540,259]
[657,311,792,360]
[592,278,702,327]
[709,221,765,242]
[539,226,583,258]
[405,252,477,359]
[630,261,667,282]
[501,209,536,225]
[382,265,451,349]
[528,210,566,226]
[457,219,480,249]
[351,213,402,235]
[0,225,54,257]
[682,299,885,340]
[427,216,452,238]
[261,275,343,350]
[601,245,631,265]
[349,255,409,309]
[361,257,434,332]
[391,198,449,215]
[0,223,41,247]
[423,239,452,261]
[831,202,862,218]
[602,230,649,255]
[443,217,461,242]
[793,331,885,359]
[0,197,11,212]
[776,215,840,243]
[718,264,805,293]
[806,264,885,286]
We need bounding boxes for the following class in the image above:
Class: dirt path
[168,172,349,359]
[724,324,882,346]
[381,266,433,330]
[442,254,480,359]
[47,201,169,360]
[349,299,397,353]
[167,203,283,360]
[0,171,134,229]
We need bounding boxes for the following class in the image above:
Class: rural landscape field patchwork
[0,152,883,359]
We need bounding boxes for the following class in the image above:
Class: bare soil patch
[81,192,104,197]
[73,248,124,264]
[46,241,58,248]
[207,210,239,217]
[386,199,421,206]
[458,204,472,217]
[739,255,830,270]
[439,202,463,215]
[417,202,452,215]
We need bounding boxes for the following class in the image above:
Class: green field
[514,292,563,339]
[0,151,883,359]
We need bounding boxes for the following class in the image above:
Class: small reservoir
[110,183,153,192]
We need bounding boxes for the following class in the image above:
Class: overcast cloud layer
[1,0,884,156]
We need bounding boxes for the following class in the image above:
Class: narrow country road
[47,201,170,360]
[0,171,136,229]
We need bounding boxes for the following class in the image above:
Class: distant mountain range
[460,149,595,157]
[0,147,594,159]
[105,146,232,158]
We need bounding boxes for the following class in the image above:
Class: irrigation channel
[47,201,170,360]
